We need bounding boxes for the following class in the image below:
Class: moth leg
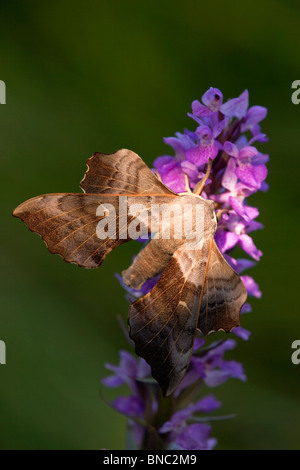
[178,173,192,196]
[122,238,181,290]
[155,170,162,182]
[216,208,229,221]
[193,158,213,196]
[184,173,192,194]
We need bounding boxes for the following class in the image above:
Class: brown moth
[13,149,247,396]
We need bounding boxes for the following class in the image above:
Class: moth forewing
[197,239,247,336]
[80,149,178,196]
[128,237,213,397]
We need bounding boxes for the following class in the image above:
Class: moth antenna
[193,158,213,196]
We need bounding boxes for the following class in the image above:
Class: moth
[13,149,247,396]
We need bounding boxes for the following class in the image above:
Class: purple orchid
[102,86,268,450]
[222,140,268,191]
[191,88,249,120]
[103,336,245,450]
[185,125,221,167]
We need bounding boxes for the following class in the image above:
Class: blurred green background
[0,0,299,450]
